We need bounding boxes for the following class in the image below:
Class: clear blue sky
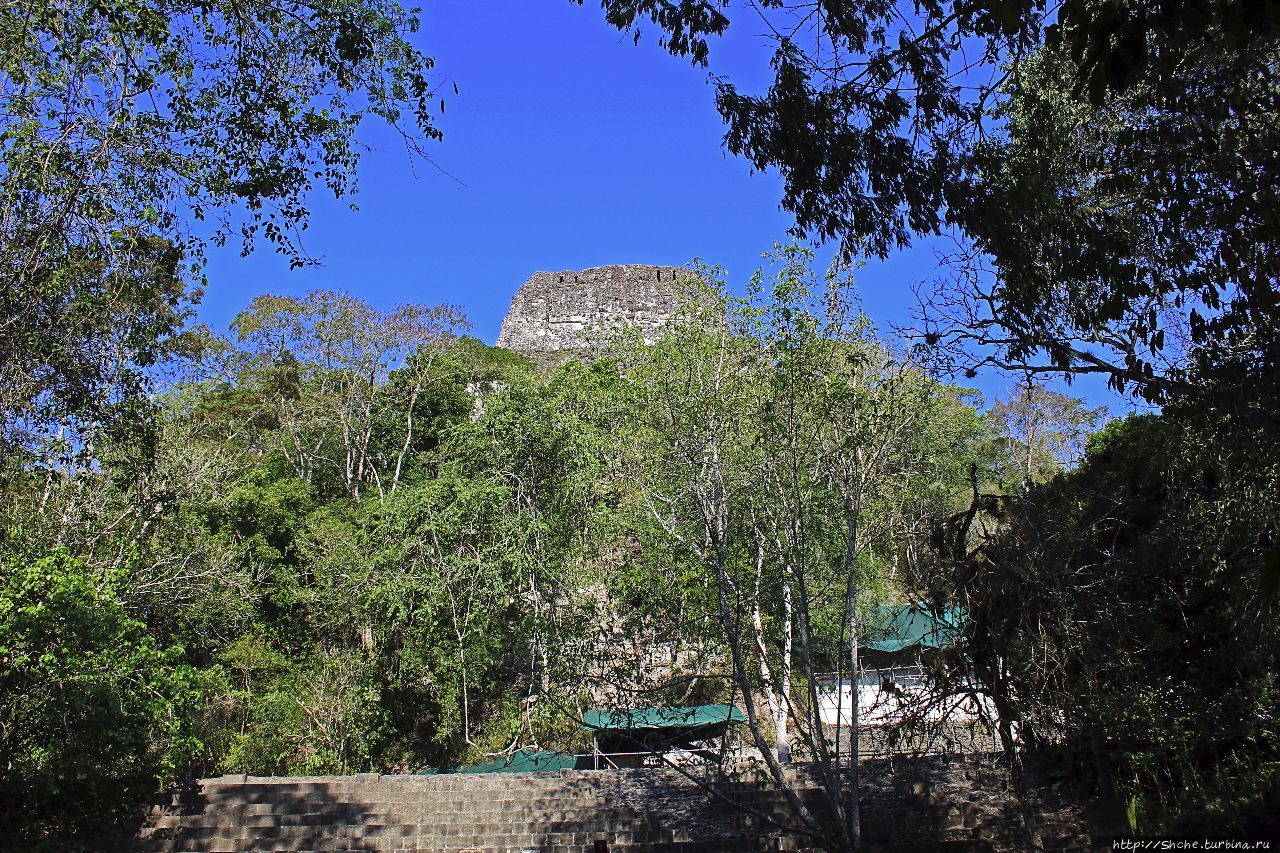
[199,0,1131,412]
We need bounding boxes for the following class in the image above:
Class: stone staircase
[126,768,822,853]
[122,758,1089,852]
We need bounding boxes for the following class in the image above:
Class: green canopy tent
[580,704,746,769]
[861,604,964,666]
[416,747,577,776]
[413,706,747,775]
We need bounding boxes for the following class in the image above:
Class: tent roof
[581,704,745,731]
[434,748,576,775]
[862,605,964,653]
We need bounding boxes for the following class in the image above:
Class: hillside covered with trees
[5,250,1277,847]
[2,0,1277,848]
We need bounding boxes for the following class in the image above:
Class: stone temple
[496,264,694,355]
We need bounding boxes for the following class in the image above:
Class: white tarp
[815,667,997,727]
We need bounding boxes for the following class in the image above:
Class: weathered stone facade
[496,265,697,355]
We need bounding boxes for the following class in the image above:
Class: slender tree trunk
[751,542,791,764]
[788,542,844,837]
[750,543,781,755]
[714,547,817,834]
[392,384,421,492]
[703,449,819,839]
[778,570,793,765]
[342,419,355,497]
[452,601,473,747]
[844,493,861,852]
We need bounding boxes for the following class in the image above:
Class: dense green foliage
[917,390,1280,837]
[0,0,442,451]
[587,0,1278,401]
[2,253,1277,846]
[0,552,198,849]
[0,257,1012,846]
[1,2,1275,848]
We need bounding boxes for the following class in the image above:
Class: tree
[229,291,468,498]
[433,357,623,747]
[0,0,444,449]
[584,0,1279,400]
[609,249,990,850]
[927,41,1279,401]
[0,552,199,848]
[0,234,192,460]
[914,410,1280,837]
[989,380,1108,485]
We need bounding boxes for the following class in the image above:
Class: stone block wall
[118,756,1091,853]
[496,265,699,355]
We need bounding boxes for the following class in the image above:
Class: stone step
[196,786,610,799]
[146,821,649,840]
[126,757,1088,852]
[194,784,611,799]
[613,837,820,853]
[164,799,617,815]
[148,808,648,829]
[135,824,686,845]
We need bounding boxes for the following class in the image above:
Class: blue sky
[199,0,1131,412]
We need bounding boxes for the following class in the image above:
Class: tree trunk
[704,450,819,839]
[778,570,793,765]
[391,384,421,492]
[751,538,792,764]
[844,493,861,852]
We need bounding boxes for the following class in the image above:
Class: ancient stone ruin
[497,264,697,355]
[122,756,1090,852]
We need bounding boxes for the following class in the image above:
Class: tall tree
[916,409,1280,837]
[584,0,1279,400]
[0,0,444,449]
[0,552,199,847]
[611,250,988,851]
[928,41,1279,401]
[989,380,1108,485]
[230,291,467,498]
